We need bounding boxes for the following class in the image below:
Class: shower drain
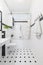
[0,48,38,64]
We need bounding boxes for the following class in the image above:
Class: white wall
[31,0,43,20]
[5,0,32,13]
[0,0,12,26]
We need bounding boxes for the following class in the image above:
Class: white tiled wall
[14,21,31,39]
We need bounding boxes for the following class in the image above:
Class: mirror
[0,11,2,31]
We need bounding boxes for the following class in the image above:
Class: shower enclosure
[10,13,31,41]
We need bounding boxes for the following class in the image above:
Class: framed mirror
[0,11,2,31]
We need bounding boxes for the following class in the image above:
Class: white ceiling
[4,0,32,13]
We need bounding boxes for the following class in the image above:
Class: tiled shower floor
[0,48,38,65]
[0,40,43,65]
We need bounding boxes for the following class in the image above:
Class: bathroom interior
[0,0,43,65]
